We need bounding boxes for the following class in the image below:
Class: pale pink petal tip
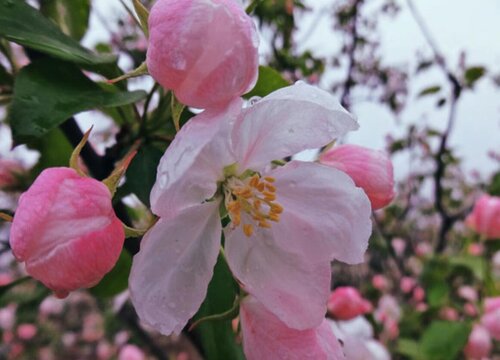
[320,144,395,210]
[240,297,345,360]
[147,0,259,109]
[9,167,124,297]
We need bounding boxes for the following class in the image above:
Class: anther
[264,176,276,183]
[243,224,254,237]
[258,220,272,229]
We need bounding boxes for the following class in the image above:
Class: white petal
[150,98,242,217]
[232,82,358,170]
[129,202,221,335]
[269,161,372,264]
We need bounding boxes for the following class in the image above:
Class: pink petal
[225,224,331,330]
[129,202,221,335]
[240,297,345,360]
[147,0,258,109]
[319,144,395,210]
[150,99,241,217]
[232,82,358,170]
[269,161,372,264]
[466,195,500,239]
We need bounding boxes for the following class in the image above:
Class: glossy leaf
[10,58,146,142]
[244,66,289,98]
[40,0,91,41]
[192,255,245,360]
[0,0,114,66]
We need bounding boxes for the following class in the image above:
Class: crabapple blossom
[0,159,23,189]
[465,194,500,239]
[319,144,395,210]
[327,287,372,320]
[240,296,345,360]
[129,82,372,335]
[481,297,500,340]
[147,0,259,109]
[118,344,146,360]
[464,325,492,360]
[9,168,125,298]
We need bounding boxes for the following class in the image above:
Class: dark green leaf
[123,144,163,207]
[420,321,471,360]
[396,339,424,360]
[10,58,146,142]
[30,128,73,177]
[0,0,114,66]
[192,255,244,360]
[244,66,289,98]
[488,171,500,196]
[0,61,12,86]
[40,0,91,41]
[91,250,132,298]
[464,66,486,87]
[418,85,441,97]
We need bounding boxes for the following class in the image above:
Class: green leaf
[244,66,289,98]
[30,128,73,177]
[10,58,146,142]
[396,339,424,360]
[192,255,244,360]
[0,0,114,66]
[488,171,500,196]
[449,255,485,281]
[123,144,163,207]
[40,0,90,41]
[418,85,441,97]
[420,321,471,360]
[91,250,132,298]
[464,66,486,87]
[133,0,149,37]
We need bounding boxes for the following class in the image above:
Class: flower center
[223,174,283,237]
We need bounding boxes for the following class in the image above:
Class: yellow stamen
[263,191,276,201]
[268,213,280,222]
[265,183,276,192]
[270,203,283,214]
[243,224,254,237]
[258,220,272,228]
[257,183,265,192]
[264,176,276,183]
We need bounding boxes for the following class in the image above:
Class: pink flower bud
[467,243,484,256]
[464,325,492,360]
[440,307,459,321]
[465,194,500,239]
[391,237,406,257]
[482,309,500,340]
[147,0,259,109]
[372,274,389,291]
[9,168,124,298]
[412,286,425,302]
[399,277,416,294]
[464,303,477,317]
[319,145,395,210]
[0,159,23,189]
[327,287,373,320]
[118,344,146,360]
[16,323,37,341]
[458,286,478,303]
[415,242,432,257]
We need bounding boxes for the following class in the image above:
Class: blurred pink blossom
[9,167,125,298]
[319,144,395,210]
[415,242,432,257]
[147,0,259,109]
[16,323,37,341]
[412,287,425,302]
[440,307,459,321]
[0,305,16,330]
[467,243,485,256]
[465,194,500,239]
[391,237,406,257]
[118,344,146,360]
[327,287,372,320]
[372,275,390,292]
[464,303,477,317]
[464,325,492,360]
[458,286,478,302]
[0,159,23,189]
[399,277,416,294]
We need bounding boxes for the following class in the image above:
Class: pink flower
[467,243,484,256]
[412,286,425,302]
[129,83,372,334]
[465,194,500,239]
[9,168,125,298]
[0,159,23,189]
[464,325,492,360]
[17,323,37,341]
[240,296,345,360]
[400,277,416,294]
[372,275,390,291]
[118,344,145,360]
[391,237,406,257]
[484,297,500,313]
[319,144,395,210]
[147,0,259,109]
[458,286,478,303]
[440,307,459,321]
[327,287,372,320]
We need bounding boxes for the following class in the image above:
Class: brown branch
[406,0,464,252]
[340,0,364,110]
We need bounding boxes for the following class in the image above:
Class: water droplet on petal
[249,96,262,105]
